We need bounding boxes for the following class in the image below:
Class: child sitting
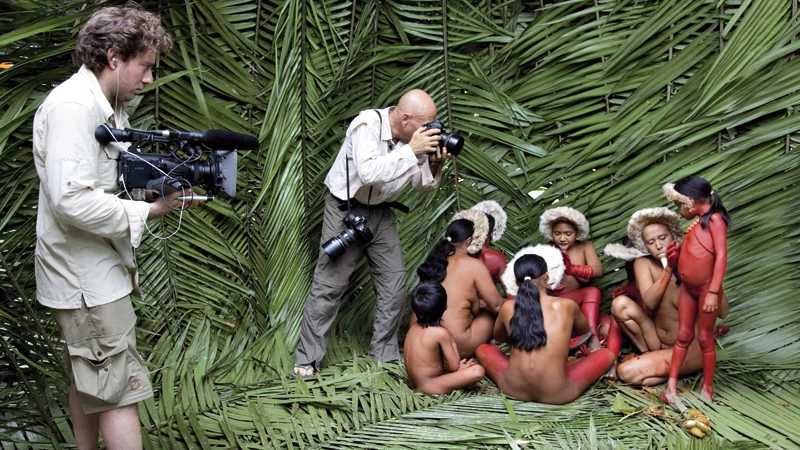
[404,282,486,395]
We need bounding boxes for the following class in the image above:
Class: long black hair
[411,282,447,328]
[485,214,495,241]
[417,219,474,283]
[674,175,732,229]
[508,254,548,351]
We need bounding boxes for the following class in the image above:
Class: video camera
[95,125,259,198]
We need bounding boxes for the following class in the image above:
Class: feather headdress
[603,243,647,261]
[539,206,590,241]
[626,207,684,254]
[663,183,693,207]
[450,209,489,255]
[502,244,565,296]
[470,200,508,242]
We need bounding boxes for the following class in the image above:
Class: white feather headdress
[603,243,647,261]
[626,207,684,254]
[539,206,590,241]
[663,183,693,207]
[502,244,565,296]
[470,200,508,242]
[450,209,489,256]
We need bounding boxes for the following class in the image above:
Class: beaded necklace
[685,218,701,234]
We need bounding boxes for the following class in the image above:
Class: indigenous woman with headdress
[475,250,621,404]
[538,207,604,348]
[416,210,505,357]
[470,200,510,297]
[662,176,732,403]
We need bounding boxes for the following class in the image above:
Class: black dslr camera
[424,120,464,156]
[321,212,373,260]
[95,125,258,198]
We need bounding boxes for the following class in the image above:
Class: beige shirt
[324,107,439,204]
[32,65,151,309]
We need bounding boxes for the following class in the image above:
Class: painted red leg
[475,344,508,386]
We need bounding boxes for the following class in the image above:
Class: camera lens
[322,229,357,260]
[440,132,464,156]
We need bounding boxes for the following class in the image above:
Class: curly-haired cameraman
[32,4,195,448]
[293,89,450,378]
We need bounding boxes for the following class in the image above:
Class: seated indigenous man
[470,200,510,297]
[611,208,729,385]
[404,282,486,395]
[416,210,504,357]
[539,207,605,348]
[476,252,622,404]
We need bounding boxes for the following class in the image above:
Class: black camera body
[118,150,236,197]
[95,125,258,198]
[424,120,464,156]
[321,212,374,260]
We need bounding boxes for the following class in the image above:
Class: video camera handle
[95,125,259,151]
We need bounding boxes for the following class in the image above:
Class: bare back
[403,324,455,389]
[496,295,586,403]
[441,254,503,337]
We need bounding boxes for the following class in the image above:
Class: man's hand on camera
[148,189,202,219]
[429,145,450,164]
[409,127,440,156]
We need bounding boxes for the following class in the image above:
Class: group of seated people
[403,201,729,404]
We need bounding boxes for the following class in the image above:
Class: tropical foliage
[1,0,799,448]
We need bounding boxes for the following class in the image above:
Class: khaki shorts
[52,295,153,414]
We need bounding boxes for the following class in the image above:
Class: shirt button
[104,368,109,372]
[130,379,140,390]
[97,351,103,357]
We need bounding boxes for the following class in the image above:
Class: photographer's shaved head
[397,89,437,119]
[391,89,438,142]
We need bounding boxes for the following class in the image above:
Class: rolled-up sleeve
[351,123,417,185]
[42,102,150,247]
[411,153,440,192]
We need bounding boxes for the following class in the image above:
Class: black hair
[674,175,732,229]
[508,254,548,351]
[417,219,474,283]
[485,214,495,240]
[622,237,636,282]
[411,282,447,328]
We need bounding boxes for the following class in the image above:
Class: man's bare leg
[611,296,661,353]
[98,404,142,450]
[454,312,495,358]
[617,340,703,386]
[69,383,100,450]
[417,365,486,395]
[475,344,509,387]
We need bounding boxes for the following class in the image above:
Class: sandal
[291,364,315,379]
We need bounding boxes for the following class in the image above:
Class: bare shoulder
[500,300,515,316]
[633,257,654,276]
[579,240,598,253]
[709,213,727,228]
[465,255,492,274]
[548,295,578,314]
[429,325,453,341]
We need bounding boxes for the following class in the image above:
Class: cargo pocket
[69,335,129,405]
